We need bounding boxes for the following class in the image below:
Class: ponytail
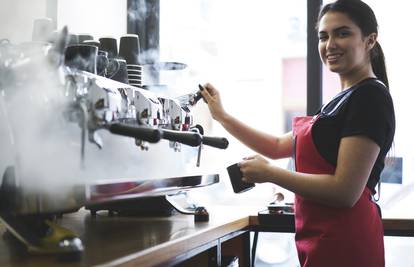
[371,42,389,89]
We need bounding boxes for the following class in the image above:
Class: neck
[339,64,376,90]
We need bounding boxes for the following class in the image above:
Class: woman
[200,0,395,266]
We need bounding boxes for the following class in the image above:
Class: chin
[326,64,343,74]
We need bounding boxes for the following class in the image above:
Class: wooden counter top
[1,206,414,267]
[0,206,259,267]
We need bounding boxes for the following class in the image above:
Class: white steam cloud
[0,37,202,205]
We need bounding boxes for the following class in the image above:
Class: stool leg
[251,231,259,267]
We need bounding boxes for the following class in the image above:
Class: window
[159,2,307,265]
[159,0,307,164]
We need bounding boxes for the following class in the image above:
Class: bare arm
[200,83,292,159]
[219,113,293,159]
[241,135,380,207]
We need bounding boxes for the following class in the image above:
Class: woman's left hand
[239,155,271,184]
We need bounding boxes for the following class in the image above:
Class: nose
[326,36,337,49]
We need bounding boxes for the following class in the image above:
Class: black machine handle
[191,124,229,149]
[202,136,229,149]
[108,123,162,143]
[161,129,202,147]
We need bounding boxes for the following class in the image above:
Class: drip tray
[85,195,177,217]
[84,174,219,216]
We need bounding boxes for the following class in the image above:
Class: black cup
[109,58,128,84]
[78,34,94,44]
[119,34,140,65]
[64,44,98,74]
[226,163,255,193]
[99,37,118,58]
[68,34,79,45]
[83,39,100,47]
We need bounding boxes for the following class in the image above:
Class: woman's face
[318,11,375,77]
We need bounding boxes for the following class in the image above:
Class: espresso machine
[0,27,228,257]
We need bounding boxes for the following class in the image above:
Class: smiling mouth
[326,53,343,62]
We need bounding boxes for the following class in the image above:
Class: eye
[338,30,351,38]
[318,34,328,41]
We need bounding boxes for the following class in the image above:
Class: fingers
[238,155,260,180]
[203,82,216,95]
[238,160,251,183]
[199,84,213,103]
[200,83,219,102]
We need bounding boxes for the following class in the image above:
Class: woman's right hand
[200,83,228,123]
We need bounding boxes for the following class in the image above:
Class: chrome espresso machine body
[0,27,227,256]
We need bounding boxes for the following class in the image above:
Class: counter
[0,205,260,267]
[1,206,414,267]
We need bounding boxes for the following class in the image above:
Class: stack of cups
[32,17,54,42]
[118,34,143,88]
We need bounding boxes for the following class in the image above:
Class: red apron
[293,115,384,267]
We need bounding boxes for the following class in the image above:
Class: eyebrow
[319,25,352,35]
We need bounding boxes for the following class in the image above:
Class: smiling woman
[197,0,394,266]
[326,0,414,266]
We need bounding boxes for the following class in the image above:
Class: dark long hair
[316,0,389,89]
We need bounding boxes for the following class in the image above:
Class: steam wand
[79,101,88,169]
[191,124,229,167]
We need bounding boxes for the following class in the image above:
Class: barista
[200,0,395,266]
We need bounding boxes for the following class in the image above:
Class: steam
[1,43,81,191]
[0,36,201,201]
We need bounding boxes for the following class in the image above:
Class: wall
[0,0,48,42]
[57,0,127,41]
[0,0,127,43]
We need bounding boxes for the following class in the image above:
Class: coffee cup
[109,58,128,84]
[64,44,98,74]
[99,37,118,58]
[226,163,255,193]
[83,39,100,47]
[119,34,140,65]
[68,34,79,45]
[78,34,94,44]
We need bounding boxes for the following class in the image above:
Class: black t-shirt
[312,78,395,193]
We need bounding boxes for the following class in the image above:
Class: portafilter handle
[201,136,229,149]
[107,123,162,143]
[192,124,229,149]
[161,129,202,147]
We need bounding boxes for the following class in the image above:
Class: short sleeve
[341,84,394,148]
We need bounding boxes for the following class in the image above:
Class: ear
[366,33,377,51]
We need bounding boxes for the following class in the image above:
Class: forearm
[219,113,291,159]
[264,165,353,207]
